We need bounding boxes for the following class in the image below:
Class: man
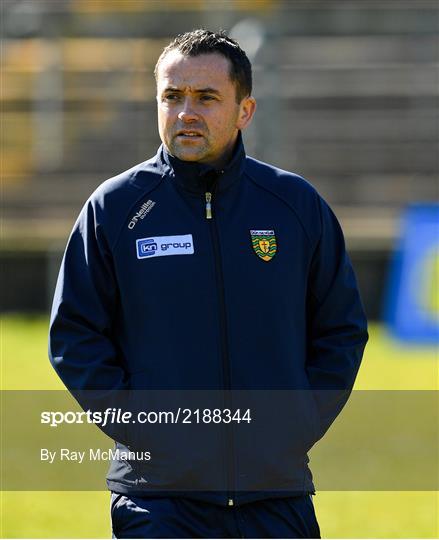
[49,29,368,538]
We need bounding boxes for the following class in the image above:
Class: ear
[236,96,257,130]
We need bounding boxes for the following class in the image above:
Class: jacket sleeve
[306,196,368,440]
[49,199,130,442]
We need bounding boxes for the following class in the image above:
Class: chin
[176,153,202,162]
[172,148,206,162]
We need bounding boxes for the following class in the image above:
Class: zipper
[205,174,235,508]
[205,192,212,219]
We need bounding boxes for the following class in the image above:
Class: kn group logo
[136,234,194,259]
[138,238,157,257]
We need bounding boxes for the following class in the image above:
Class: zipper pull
[205,192,212,220]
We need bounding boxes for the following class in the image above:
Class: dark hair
[154,29,252,103]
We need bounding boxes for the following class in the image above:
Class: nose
[177,99,198,123]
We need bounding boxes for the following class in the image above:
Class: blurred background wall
[1,0,438,320]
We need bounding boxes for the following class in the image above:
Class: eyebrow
[162,86,221,95]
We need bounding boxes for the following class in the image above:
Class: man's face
[156,51,256,168]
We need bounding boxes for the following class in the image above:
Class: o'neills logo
[128,200,156,229]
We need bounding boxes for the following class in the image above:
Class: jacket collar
[158,131,246,194]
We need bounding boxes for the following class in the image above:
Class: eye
[200,95,216,102]
[163,93,180,102]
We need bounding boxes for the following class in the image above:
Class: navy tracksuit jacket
[49,134,368,511]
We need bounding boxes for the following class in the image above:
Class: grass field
[0,315,438,538]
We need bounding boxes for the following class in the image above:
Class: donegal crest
[250,230,277,262]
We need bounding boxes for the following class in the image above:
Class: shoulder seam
[110,172,164,253]
[244,165,317,249]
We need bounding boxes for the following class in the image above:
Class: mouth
[176,130,204,139]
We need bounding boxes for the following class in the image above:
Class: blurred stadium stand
[1,0,438,316]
